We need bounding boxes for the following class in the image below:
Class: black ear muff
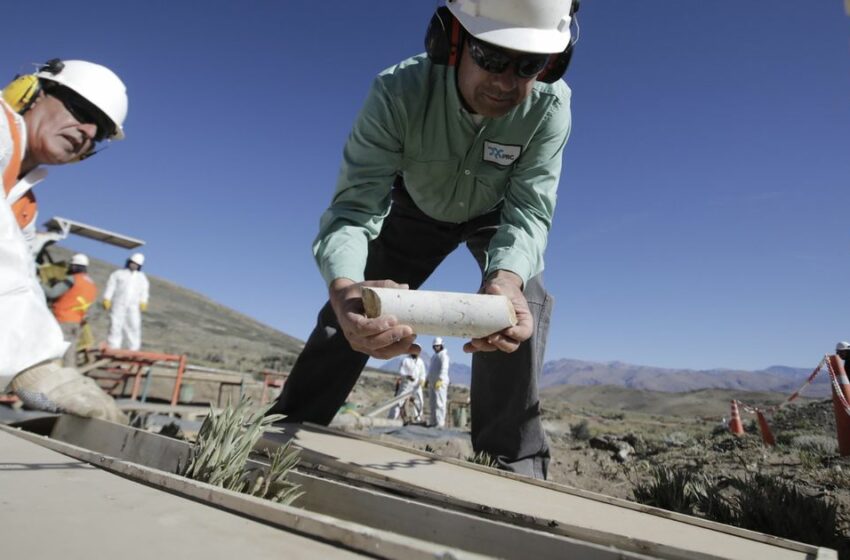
[425,6,464,66]
[538,0,580,83]
[537,46,574,84]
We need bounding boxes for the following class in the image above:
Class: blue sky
[5,1,850,371]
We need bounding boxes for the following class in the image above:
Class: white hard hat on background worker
[69,253,89,267]
[433,337,444,347]
[103,253,150,351]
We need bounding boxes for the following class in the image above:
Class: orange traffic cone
[756,409,775,446]
[728,400,744,436]
[828,355,850,457]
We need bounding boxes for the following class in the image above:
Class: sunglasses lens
[49,85,112,142]
[469,39,511,74]
[469,38,549,79]
[516,55,549,78]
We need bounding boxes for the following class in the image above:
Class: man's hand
[463,270,533,354]
[329,278,416,359]
[102,299,111,311]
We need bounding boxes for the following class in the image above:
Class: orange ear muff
[447,12,462,67]
[425,6,464,67]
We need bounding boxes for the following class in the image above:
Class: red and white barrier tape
[825,356,850,419]
[737,356,826,416]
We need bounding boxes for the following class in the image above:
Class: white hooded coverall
[104,268,149,351]
[388,354,426,422]
[427,349,450,428]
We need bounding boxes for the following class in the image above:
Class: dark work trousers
[270,186,553,479]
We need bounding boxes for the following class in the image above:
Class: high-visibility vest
[1,101,38,230]
[52,272,98,324]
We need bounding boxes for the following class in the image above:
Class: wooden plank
[363,389,415,417]
[0,428,364,560]
[4,423,485,560]
[49,416,651,560]
[77,357,112,374]
[258,424,835,560]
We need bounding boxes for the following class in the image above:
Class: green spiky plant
[631,468,848,554]
[178,397,303,506]
[466,451,499,468]
[631,466,707,514]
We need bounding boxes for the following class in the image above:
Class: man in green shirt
[271,0,578,480]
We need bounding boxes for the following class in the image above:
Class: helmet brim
[450,10,571,53]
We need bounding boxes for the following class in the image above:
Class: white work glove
[10,361,127,424]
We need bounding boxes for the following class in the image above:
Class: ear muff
[2,59,65,114]
[537,0,580,83]
[2,74,42,114]
[425,6,464,66]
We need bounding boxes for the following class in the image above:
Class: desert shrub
[632,469,847,555]
[631,466,707,514]
[570,419,592,441]
[729,474,844,552]
[204,352,224,364]
[789,434,838,455]
[798,450,822,470]
[662,432,690,447]
[711,423,729,436]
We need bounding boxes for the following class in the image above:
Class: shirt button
[459,201,465,207]
[464,169,470,175]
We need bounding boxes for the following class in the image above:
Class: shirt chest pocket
[402,157,459,191]
[473,163,512,211]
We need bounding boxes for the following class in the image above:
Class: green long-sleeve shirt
[314,54,572,286]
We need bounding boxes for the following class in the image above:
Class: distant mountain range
[380,356,831,398]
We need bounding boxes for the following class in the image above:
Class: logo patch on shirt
[483,141,521,166]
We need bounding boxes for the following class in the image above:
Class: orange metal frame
[90,347,188,406]
[260,369,288,405]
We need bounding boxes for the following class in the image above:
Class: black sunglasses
[467,36,550,79]
[44,83,114,142]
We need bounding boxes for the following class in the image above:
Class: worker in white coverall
[0,58,128,421]
[427,337,450,428]
[103,252,149,351]
[388,343,426,422]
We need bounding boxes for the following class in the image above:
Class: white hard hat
[129,252,145,265]
[70,253,89,267]
[35,59,128,140]
[837,341,850,352]
[433,337,444,346]
[446,0,575,54]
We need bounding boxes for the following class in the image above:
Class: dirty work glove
[140,302,148,312]
[10,361,127,424]
[102,299,111,311]
[435,380,443,390]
